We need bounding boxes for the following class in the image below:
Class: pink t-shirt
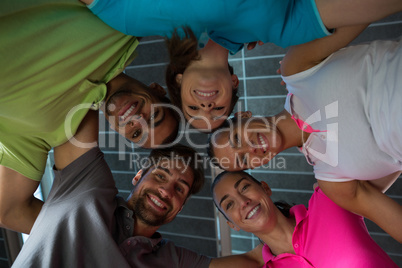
[262,188,397,268]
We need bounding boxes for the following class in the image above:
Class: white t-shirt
[283,38,402,182]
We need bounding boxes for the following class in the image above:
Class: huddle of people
[1,0,401,267]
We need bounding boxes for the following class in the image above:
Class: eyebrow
[156,166,172,175]
[155,166,191,190]
[185,111,203,121]
[178,178,191,191]
[150,108,165,128]
[219,177,246,207]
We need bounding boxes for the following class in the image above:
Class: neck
[257,214,296,256]
[197,39,229,68]
[132,218,160,238]
[271,110,310,148]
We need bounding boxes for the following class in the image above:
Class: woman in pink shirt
[212,171,398,268]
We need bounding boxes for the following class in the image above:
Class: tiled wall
[3,12,401,268]
[0,230,11,268]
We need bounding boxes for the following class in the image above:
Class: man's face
[103,74,178,148]
[127,160,194,227]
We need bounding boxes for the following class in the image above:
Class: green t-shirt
[0,0,139,181]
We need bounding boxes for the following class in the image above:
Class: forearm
[281,24,368,76]
[316,0,402,29]
[318,179,402,243]
[0,166,44,234]
[0,198,43,234]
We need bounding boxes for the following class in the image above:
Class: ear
[234,111,252,119]
[132,169,143,186]
[175,74,183,85]
[261,181,272,196]
[226,220,240,231]
[231,74,239,89]
[148,82,167,96]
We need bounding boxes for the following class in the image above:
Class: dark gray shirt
[13,147,210,268]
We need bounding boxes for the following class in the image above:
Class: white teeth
[196,91,216,97]
[121,104,136,121]
[247,205,260,219]
[150,196,164,208]
[258,135,268,152]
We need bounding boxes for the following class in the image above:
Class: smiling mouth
[119,102,138,122]
[117,100,146,127]
[150,196,165,208]
[194,90,218,99]
[148,194,167,211]
[246,204,261,219]
[257,133,269,154]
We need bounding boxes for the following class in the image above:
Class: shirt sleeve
[0,135,48,181]
[88,0,131,35]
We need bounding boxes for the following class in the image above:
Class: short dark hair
[211,171,291,220]
[165,27,239,119]
[141,144,205,196]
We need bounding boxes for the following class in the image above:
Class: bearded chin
[132,195,168,227]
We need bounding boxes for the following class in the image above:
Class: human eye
[225,201,234,211]
[188,106,199,110]
[175,185,184,194]
[241,183,250,192]
[155,173,165,181]
[213,107,224,111]
[150,109,160,122]
[132,129,142,139]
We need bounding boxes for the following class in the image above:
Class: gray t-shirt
[13,147,210,268]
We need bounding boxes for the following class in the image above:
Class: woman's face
[211,116,284,171]
[177,64,238,131]
[213,172,277,234]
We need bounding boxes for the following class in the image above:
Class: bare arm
[280,24,368,76]
[54,109,99,170]
[79,0,94,5]
[315,0,402,29]
[318,173,402,243]
[0,167,43,234]
[209,244,264,268]
[0,110,99,234]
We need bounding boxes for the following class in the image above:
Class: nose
[200,101,215,111]
[124,115,144,129]
[248,145,257,154]
[158,185,173,199]
[240,196,251,209]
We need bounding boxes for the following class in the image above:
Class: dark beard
[131,191,170,227]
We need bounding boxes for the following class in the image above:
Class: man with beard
[0,0,179,235]
[12,110,262,267]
